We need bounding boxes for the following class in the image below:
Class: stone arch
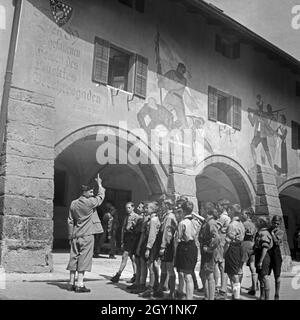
[54,124,168,196]
[278,176,300,194]
[194,154,256,207]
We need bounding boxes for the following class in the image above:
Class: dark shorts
[255,249,272,278]
[161,240,175,263]
[123,232,139,255]
[175,240,198,274]
[133,232,142,255]
[225,242,243,276]
[251,133,269,151]
[200,250,215,273]
[241,241,254,265]
[269,246,282,278]
[139,238,159,262]
[67,235,94,272]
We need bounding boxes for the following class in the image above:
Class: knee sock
[275,279,281,298]
[233,283,241,299]
[69,271,76,285]
[251,273,257,291]
[159,272,168,292]
[169,275,176,294]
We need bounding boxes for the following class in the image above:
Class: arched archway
[53,125,168,249]
[194,155,256,209]
[278,177,300,260]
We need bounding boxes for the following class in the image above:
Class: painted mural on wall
[137,29,213,168]
[248,94,288,177]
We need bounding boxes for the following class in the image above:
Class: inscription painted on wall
[248,94,288,177]
[31,9,102,106]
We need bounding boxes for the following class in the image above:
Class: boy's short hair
[81,184,94,193]
[181,201,194,215]
[204,201,215,211]
[271,215,282,223]
[230,204,241,216]
[207,208,219,220]
[126,202,135,208]
[218,199,230,210]
[257,216,270,229]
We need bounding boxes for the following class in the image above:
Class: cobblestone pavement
[0,252,299,300]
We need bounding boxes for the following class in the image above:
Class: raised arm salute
[66,174,105,293]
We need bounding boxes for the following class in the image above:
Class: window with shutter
[215,34,240,59]
[232,96,242,130]
[208,86,242,130]
[208,86,218,122]
[92,37,110,85]
[134,54,148,99]
[215,34,222,53]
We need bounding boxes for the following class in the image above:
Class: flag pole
[155,25,163,106]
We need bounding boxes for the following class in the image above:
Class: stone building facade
[0,0,300,272]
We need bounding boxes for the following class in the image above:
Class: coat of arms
[50,0,73,27]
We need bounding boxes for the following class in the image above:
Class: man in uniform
[67,174,105,293]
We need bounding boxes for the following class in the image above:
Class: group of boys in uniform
[66,176,284,300]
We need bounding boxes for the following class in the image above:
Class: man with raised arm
[67,174,105,293]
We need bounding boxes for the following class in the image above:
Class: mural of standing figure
[274,114,288,176]
[248,95,275,168]
[157,63,189,129]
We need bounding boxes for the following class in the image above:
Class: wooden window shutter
[92,37,110,85]
[232,96,242,130]
[215,34,222,53]
[292,121,299,150]
[134,54,148,99]
[208,86,218,122]
[232,42,240,59]
[226,97,232,126]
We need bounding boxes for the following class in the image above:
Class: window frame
[215,33,240,59]
[92,37,148,99]
[208,85,242,130]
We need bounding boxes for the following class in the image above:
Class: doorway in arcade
[53,136,164,251]
[195,163,252,214]
[279,183,300,261]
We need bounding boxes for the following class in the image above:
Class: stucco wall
[9,0,300,187]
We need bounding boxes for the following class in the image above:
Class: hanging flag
[50,0,73,27]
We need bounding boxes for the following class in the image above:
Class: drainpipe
[0,0,22,152]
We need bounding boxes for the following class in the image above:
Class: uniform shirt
[123,211,141,233]
[243,219,257,241]
[134,213,145,234]
[146,213,161,249]
[217,211,231,234]
[177,215,197,243]
[92,211,104,234]
[226,218,245,244]
[269,227,284,247]
[254,228,273,250]
[67,187,105,239]
[198,217,220,252]
[160,211,177,249]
